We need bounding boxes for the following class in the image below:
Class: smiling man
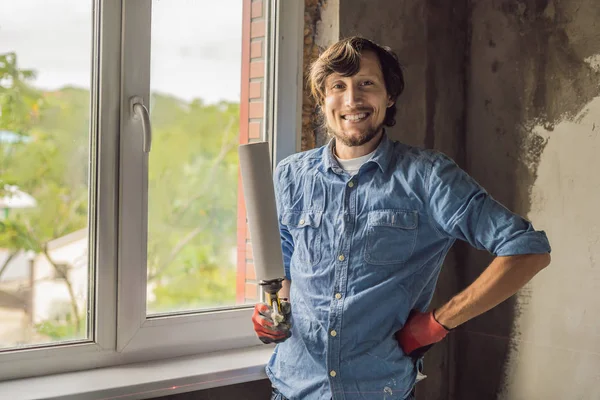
[252,37,551,400]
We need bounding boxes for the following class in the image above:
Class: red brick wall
[237,0,324,303]
[237,0,266,304]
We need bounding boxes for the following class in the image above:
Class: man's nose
[344,85,363,108]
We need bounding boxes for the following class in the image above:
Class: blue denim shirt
[266,133,551,400]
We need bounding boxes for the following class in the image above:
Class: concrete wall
[460,1,600,399]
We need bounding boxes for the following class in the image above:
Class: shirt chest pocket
[364,209,418,265]
[282,210,323,267]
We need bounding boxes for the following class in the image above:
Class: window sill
[0,345,274,400]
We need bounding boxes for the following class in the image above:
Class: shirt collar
[322,130,394,174]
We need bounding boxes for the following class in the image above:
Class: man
[252,36,551,400]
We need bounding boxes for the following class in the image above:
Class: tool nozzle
[260,278,284,326]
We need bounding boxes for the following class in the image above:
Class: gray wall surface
[461,1,600,399]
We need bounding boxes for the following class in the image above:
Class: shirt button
[335,293,342,300]
[338,254,345,261]
[299,219,305,225]
[330,330,337,337]
[330,370,337,377]
[348,181,354,188]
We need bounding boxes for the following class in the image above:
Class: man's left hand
[395,310,449,358]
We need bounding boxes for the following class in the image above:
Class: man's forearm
[434,253,551,329]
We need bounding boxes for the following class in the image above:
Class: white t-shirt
[334,148,376,175]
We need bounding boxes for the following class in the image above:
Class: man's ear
[387,97,395,108]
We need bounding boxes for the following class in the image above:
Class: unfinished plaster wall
[459,1,600,399]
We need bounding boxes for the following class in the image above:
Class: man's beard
[327,121,384,147]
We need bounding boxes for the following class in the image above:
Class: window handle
[130,96,152,152]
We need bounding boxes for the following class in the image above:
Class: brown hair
[309,36,405,127]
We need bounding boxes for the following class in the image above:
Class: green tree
[146,94,240,312]
[1,52,89,338]
[0,52,42,195]
[0,52,41,137]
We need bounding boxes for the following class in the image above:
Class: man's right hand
[252,301,292,344]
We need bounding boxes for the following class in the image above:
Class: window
[0,1,93,351]
[0,0,303,381]
[146,0,251,315]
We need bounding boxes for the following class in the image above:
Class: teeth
[344,113,367,121]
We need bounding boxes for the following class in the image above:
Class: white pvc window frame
[0,0,120,380]
[0,0,303,381]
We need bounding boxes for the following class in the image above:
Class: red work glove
[395,310,449,358]
[252,301,292,344]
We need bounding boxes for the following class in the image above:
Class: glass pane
[147,0,250,315]
[0,1,93,348]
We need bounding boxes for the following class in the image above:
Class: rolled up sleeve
[427,153,551,256]
[274,163,294,280]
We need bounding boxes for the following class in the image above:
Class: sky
[0,0,243,103]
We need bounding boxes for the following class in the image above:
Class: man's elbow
[532,252,551,272]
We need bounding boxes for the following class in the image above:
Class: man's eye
[332,83,344,89]
[361,80,374,86]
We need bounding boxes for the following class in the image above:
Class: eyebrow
[327,73,380,82]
